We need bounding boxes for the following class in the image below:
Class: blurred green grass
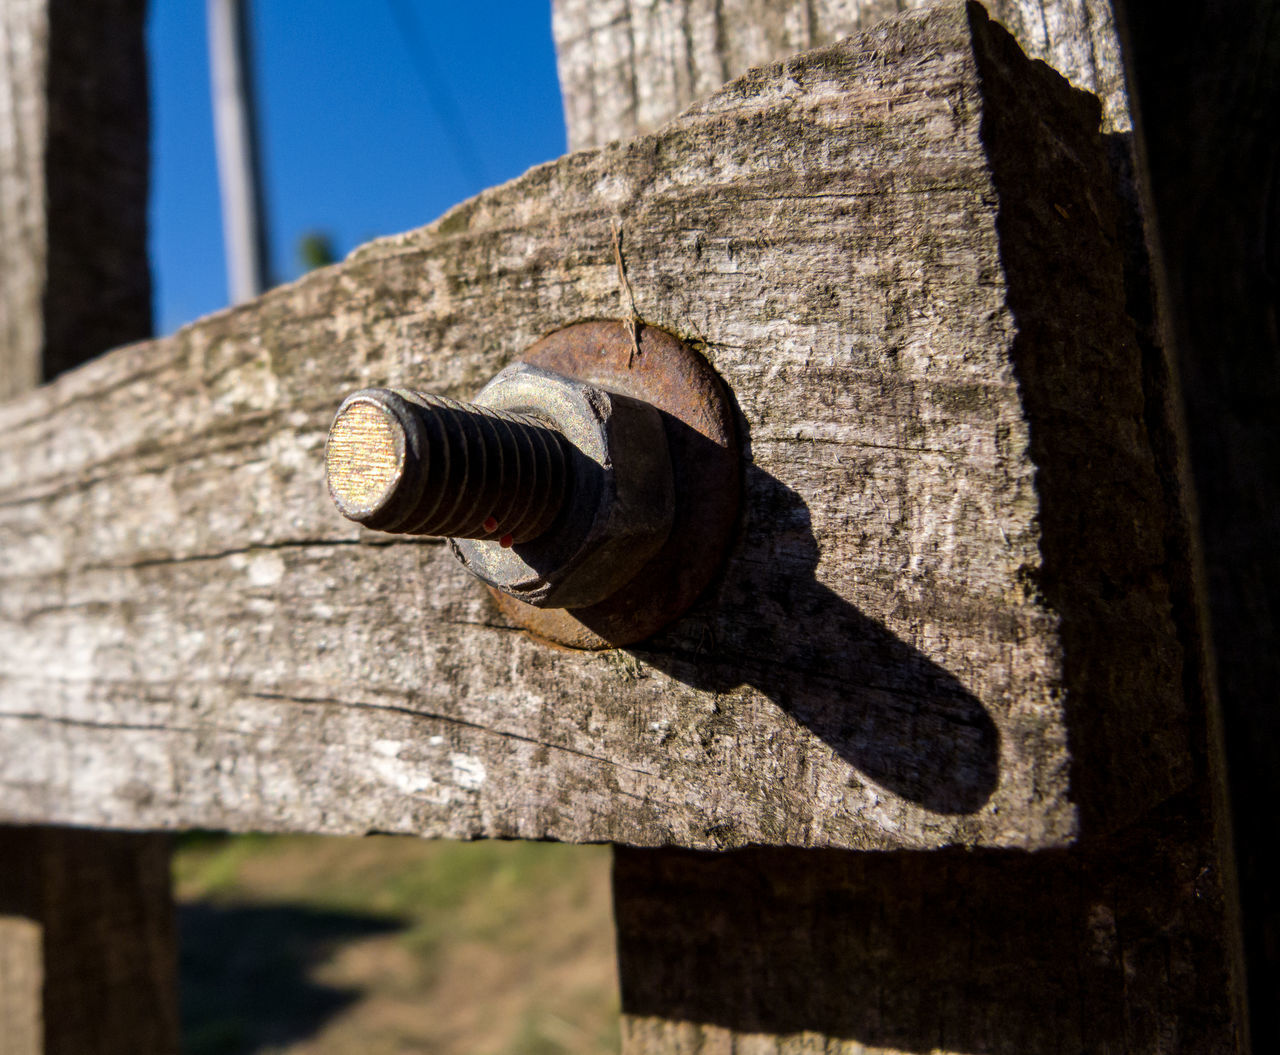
[175,833,620,1055]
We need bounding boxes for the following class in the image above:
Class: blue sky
[147,3,567,335]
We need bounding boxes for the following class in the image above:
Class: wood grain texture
[552,0,1129,151]
[0,4,176,1052]
[0,0,151,399]
[0,3,1186,851]
[0,0,48,398]
[614,790,1239,1054]
[551,2,1243,1051]
[0,828,178,1055]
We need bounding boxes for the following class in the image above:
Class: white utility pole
[207,0,270,303]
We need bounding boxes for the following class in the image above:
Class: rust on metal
[492,320,740,649]
[449,363,674,609]
[325,320,739,648]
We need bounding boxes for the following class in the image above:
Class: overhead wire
[385,0,488,188]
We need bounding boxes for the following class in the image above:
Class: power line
[208,0,273,302]
[385,0,487,188]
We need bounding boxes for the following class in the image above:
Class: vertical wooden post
[0,830,177,1055]
[0,1,178,1051]
[548,2,1250,1050]
[615,808,1238,1052]
[1116,1,1280,1048]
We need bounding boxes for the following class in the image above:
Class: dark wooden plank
[614,790,1239,1053]
[1118,0,1280,1047]
[0,828,178,1055]
[0,0,151,397]
[0,2,1187,851]
[0,2,176,1052]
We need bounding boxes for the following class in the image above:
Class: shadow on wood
[968,5,1190,838]
[635,444,1001,816]
[627,3,1190,837]
[0,827,178,1055]
[615,790,1236,1052]
[1117,0,1280,1045]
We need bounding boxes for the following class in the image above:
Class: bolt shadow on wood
[635,428,1001,816]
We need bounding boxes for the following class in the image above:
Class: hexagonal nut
[449,363,674,608]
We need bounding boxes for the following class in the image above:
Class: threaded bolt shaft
[325,387,568,543]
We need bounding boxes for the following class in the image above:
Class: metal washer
[490,320,741,649]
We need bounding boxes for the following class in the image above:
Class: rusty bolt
[326,388,569,543]
[326,363,675,609]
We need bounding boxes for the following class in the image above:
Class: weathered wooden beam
[0,3,176,1052]
[1,2,1185,852]
[552,0,1130,150]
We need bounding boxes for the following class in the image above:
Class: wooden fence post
[550,1,1252,1050]
[0,1,1264,1051]
[1117,2,1280,1048]
[0,1,177,1051]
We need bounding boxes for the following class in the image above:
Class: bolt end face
[326,393,408,523]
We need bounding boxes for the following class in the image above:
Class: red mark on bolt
[482,516,498,532]
[500,534,514,548]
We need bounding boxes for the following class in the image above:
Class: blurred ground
[174,834,620,1054]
